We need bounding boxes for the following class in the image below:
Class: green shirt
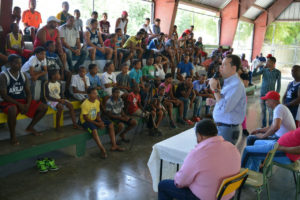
[142,65,156,79]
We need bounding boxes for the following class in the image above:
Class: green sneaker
[36,159,48,173]
[44,158,59,171]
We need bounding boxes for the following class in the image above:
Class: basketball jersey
[2,69,26,99]
[87,28,100,46]
[8,33,22,49]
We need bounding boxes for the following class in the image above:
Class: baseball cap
[261,91,280,101]
[267,54,272,58]
[122,11,128,16]
[47,16,60,23]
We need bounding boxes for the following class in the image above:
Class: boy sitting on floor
[44,69,79,131]
[71,66,90,101]
[80,87,125,159]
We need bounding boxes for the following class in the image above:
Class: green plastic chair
[241,142,279,200]
[273,160,300,200]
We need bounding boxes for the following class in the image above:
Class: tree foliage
[265,22,300,45]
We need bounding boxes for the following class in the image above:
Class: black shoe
[154,128,162,136]
[148,128,155,136]
[243,129,249,136]
[170,120,177,129]
[177,118,187,125]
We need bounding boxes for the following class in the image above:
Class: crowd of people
[1,0,300,199]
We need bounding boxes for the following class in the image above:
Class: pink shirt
[174,136,241,200]
[160,82,172,94]
[278,128,300,161]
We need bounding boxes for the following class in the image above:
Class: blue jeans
[64,47,88,72]
[179,97,190,119]
[242,140,291,171]
[217,125,240,145]
[248,71,253,85]
[158,179,199,200]
[260,99,273,127]
[193,96,201,117]
[246,134,279,146]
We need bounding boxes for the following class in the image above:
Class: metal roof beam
[180,0,220,13]
[239,0,256,17]
[267,0,293,25]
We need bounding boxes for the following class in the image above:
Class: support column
[219,0,239,47]
[252,11,267,60]
[154,0,178,36]
[0,0,13,51]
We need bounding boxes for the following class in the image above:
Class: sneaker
[36,159,48,173]
[154,128,162,136]
[192,117,201,122]
[185,119,194,125]
[44,158,59,171]
[169,120,177,129]
[148,128,155,136]
[177,118,187,125]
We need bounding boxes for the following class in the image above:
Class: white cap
[47,16,60,23]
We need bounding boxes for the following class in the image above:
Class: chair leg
[256,187,261,200]
[266,182,271,200]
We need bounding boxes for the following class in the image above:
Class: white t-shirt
[59,25,80,48]
[71,74,90,92]
[141,24,151,33]
[273,104,296,137]
[21,55,47,73]
[101,72,116,96]
[74,18,83,31]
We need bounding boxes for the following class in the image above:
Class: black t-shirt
[175,82,187,98]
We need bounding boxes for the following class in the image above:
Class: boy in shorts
[80,87,124,158]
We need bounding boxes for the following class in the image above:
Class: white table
[147,128,197,192]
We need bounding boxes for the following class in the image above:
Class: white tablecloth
[147,128,197,192]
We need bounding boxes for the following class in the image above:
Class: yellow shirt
[8,33,22,49]
[123,36,141,48]
[80,99,100,123]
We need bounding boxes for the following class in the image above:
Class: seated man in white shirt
[21,46,47,97]
[101,62,117,97]
[247,91,296,145]
[71,66,90,101]
[59,15,87,72]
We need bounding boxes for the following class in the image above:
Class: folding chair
[241,142,279,200]
[273,160,300,200]
[216,168,248,200]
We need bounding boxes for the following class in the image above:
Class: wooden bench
[0,101,81,128]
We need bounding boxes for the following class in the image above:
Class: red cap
[261,91,280,101]
[267,54,272,58]
[122,11,128,16]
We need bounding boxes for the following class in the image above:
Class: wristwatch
[212,89,220,94]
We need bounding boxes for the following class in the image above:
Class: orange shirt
[22,10,42,28]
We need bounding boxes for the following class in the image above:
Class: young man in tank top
[84,19,113,61]
[34,16,67,69]
[0,54,48,145]
[115,11,128,37]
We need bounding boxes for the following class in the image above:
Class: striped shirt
[253,67,281,96]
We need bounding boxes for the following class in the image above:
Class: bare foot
[73,124,82,130]
[10,139,20,146]
[101,150,108,159]
[26,128,42,136]
[110,145,125,152]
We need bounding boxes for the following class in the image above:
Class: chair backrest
[216,168,249,200]
[261,142,279,177]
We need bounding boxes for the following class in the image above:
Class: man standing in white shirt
[141,18,153,35]
[59,16,87,72]
[247,91,296,145]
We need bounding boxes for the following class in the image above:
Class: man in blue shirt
[177,54,194,81]
[253,56,281,127]
[209,54,246,144]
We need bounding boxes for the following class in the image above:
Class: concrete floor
[0,79,298,200]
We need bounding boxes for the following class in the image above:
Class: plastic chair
[273,160,300,200]
[241,142,279,200]
[216,168,248,200]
